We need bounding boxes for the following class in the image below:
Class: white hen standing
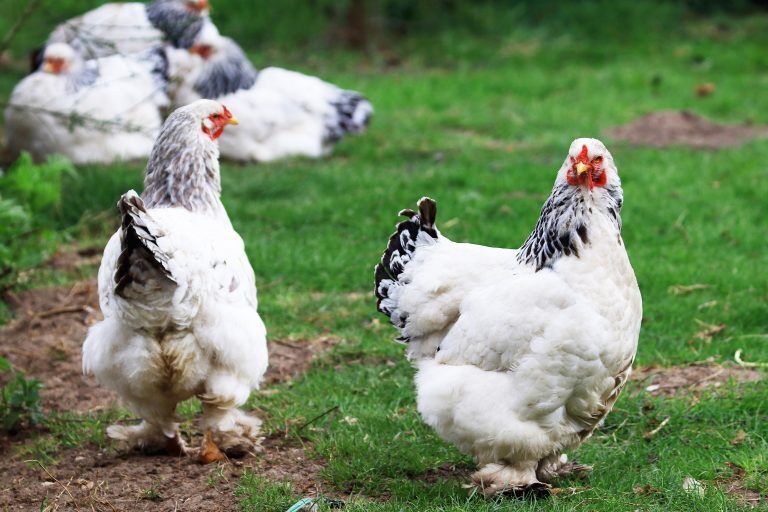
[83,100,267,457]
[5,43,166,164]
[40,0,209,63]
[374,138,642,495]
[166,23,372,162]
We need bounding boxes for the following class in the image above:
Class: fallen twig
[26,459,80,511]
[734,349,768,368]
[643,416,671,440]
[295,405,340,434]
[37,305,87,319]
[271,339,304,350]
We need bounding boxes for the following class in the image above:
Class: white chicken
[5,42,167,164]
[166,23,373,162]
[374,138,642,495]
[39,0,209,63]
[82,100,268,457]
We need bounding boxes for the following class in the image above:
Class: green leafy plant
[0,356,44,434]
[0,153,76,290]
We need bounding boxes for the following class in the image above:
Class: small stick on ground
[296,405,340,434]
[37,305,87,319]
[271,339,304,350]
[735,349,768,368]
[26,459,80,511]
[643,416,671,440]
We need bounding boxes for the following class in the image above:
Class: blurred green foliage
[0,356,44,434]
[2,0,768,59]
[0,153,76,291]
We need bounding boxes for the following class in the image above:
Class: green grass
[1,1,767,510]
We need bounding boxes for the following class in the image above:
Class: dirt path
[606,110,768,149]
[0,280,339,511]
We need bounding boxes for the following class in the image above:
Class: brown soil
[0,278,340,511]
[716,462,766,509]
[631,363,763,397]
[606,110,768,149]
[0,281,108,413]
[416,462,473,485]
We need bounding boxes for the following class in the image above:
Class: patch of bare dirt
[606,110,768,149]
[1,434,335,511]
[631,363,763,397]
[3,450,242,511]
[0,281,108,413]
[257,436,330,496]
[266,337,340,385]
[0,278,341,510]
[716,462,766,509]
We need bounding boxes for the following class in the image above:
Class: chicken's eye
[213,114,220,119]
[593,156,603,163]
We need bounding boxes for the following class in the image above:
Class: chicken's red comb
[577,144,589,163]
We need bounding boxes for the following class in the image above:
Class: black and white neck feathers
[145,0,205,49]
[517,181,623,271]
[193,38,258,99]
[65,62,99,92]
[142,109,223,216]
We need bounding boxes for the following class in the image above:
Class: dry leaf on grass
[668,283,710,296]
[643,416,671,440]
[695,83,716,97]
[730,430,747,446]
[693,319,726,341]
[683,476,705,497]
[633,483,662,496]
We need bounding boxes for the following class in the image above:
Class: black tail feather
[114,191,175,297]
[374,197,438,326]
[29,46,45,73]
[326,91,373,143]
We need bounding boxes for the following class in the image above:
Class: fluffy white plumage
[375,138,642,495]
[82,100,267,455]
[4,43,166,164]
[166,23,373,161]
[43,0,209,60]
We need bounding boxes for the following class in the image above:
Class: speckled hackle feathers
[141,101,224,216]
[374,197,438,334]
[114,190,175,297]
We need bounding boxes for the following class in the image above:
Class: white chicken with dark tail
[374,138,642,495]
[38,0,210,64]
[5,42,167,164]
[166,23,373,162]
[82,100,268,458]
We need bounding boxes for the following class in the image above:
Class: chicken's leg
[536,453,593,483]
[472,461,551,497]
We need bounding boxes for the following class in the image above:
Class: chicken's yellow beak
[227,116,239,125]
[575,162,590,175]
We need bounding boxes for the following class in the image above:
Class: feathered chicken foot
[472,462,552,498]
[198,400,264,458]
[199,430,227,464]
[536,453,593,483]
